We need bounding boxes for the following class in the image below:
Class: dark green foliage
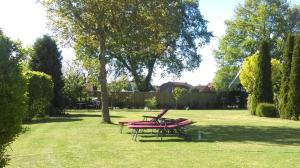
[279,34,294,119]
[256,103,278,118]
[287,35,300,120]
[255,40,273,104]
[30,35,64,116]
[0,35,27,167]
[24,71,54,121]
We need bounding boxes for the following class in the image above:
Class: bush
[145,97,157,110]
[247,94,257,115]
[0,35,27,167]
[256,103,278,118]
[24,71,54,121]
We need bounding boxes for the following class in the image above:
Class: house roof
[160,82,193,88]
[194,83,214,92]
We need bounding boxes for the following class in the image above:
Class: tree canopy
[212,66,239,91]
[46,0,212,92]
[214,0,299,66]
[212,0,299,91]
[107,0,212,91]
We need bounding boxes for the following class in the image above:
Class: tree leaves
[214,0,294,66]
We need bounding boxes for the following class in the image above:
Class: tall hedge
[24,71,54,121]
[0,34,27,167]
[278,34,294,119]
[257,40,273,103]
[287,35,300,120]
[30,35,64,116]
[250,40,274,116]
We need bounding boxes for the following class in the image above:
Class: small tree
[240,53,281,115]
[212,66,240,91]
[24,71,54,121]
[30,35,64,116]
[0,34,27,167]
[172,88,187,109]
[287,35,300,120]
[145,97,157,110]
[108,76,129,108]
[63,60,86,107]
[279,34,294,119]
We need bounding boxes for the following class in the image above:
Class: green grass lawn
[6,109,300,168]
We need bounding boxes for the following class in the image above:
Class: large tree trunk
[98,37,111,123]
[132,59,156,92]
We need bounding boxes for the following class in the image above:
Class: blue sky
[0,0,299,86]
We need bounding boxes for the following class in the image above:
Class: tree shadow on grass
[133,125,300,144]
[24,117,83,124]
[189,125,300,146]
[138,134,196,142]
[24,114,123,124]
[66,113,123,118]
[139,139,184,142]
[66,113,101,118]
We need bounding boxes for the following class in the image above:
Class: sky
[0,0,299,86]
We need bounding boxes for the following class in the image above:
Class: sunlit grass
[6,109,300,168]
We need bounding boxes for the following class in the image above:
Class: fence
[96,91,247,109]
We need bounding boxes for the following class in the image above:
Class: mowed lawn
[6,109,300,168]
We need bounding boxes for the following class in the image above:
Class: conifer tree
[254,40,273,115]
[278,34,294,119]
[30,35,64,116]
[287,35,300,120]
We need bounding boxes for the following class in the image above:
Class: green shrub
[256,103,278,118]
[145,97,157,110]
[0,35,27,167]
[24,71,54,121]
[247,94,257,115]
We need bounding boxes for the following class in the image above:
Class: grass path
[6,109,300,168]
